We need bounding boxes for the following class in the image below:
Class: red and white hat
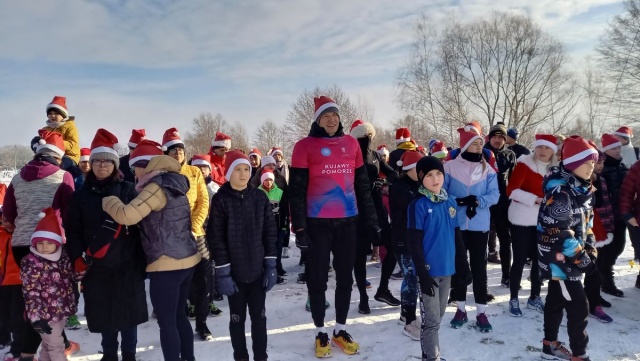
[395,128,411,144]
[224,150,251,181]
[90,128,120,167]
[128,129,146,149]
[350,119,376,139]
[458,127,483,153]
[534,134,558,153]
[261,155,276,167]
[376,144,389,157]
[430,140,448,159]
[249,148,262,159]
[79,148,91,162]
[129,139,163,167]
[30,207,65,248]
[46,96,69,119]
[161,127,184,151]
[601,133,622,152]
[36,129,65,157]
[314,96,339,123]
[463,121,483,135]
[269,147,283,157]
[614,126,633,139]
[562,135,598,171]
[397,150,424,171]
[212,131,232,149]
[191,154,212,170]
[261,169,275,184]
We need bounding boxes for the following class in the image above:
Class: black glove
[369,225,382,246]
[456,195,478,207]
[466,205,477,219]
[295,230,311,253]
[417,265,438,297]
[372,179,385,192]
[32,320,52,334]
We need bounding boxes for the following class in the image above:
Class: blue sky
[0,0,624,147]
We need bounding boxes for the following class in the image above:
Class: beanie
[261,155,276,167]
[562,136,598,172]
[397,150,424,171]
[416,156,445,182]
[507,127,519,140]
[488,122,508,140]
[89,129,121,168]
[224,150,252,181]
[314,96,339,123]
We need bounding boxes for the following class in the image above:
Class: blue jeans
[149,267,196,361]
[101,326,138,357]
[400,254,419,324]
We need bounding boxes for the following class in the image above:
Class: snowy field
[64,240,640,361]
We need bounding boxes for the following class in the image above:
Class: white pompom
[39,139,46,145]
[464,125,472,132]
[161,145,168,151]
[174,131,179,137]
[396,160,403,167]
[38,212,46,219]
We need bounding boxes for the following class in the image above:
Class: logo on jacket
[321,148,331,157]
[449,207,456,218]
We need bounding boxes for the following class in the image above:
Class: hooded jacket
[180,163,210,236]
[42,118,80,164]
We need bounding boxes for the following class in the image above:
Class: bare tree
[184,113,228,156]
[228,122,250,153]
[253,120,289,157]
[0,145,33,169]
[580,57,611,139]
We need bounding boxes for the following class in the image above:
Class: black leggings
[451,231,488,305]
[354,224,396,299]
[597,221,627,286]
[188,259,211,324]
[509,225,541,299]
[491,205,512,280]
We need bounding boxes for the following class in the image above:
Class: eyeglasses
[169,148,185,155]
[91,159,114,167]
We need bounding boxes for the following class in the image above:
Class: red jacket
[0,227,20,286]
[620,160,640,223]
[208,152,226,186]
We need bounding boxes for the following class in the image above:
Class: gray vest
[139,173,197,264]
[11,170,66,247]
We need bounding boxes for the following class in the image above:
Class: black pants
[490,205,512,279]
[276,230,286,274]
[227,280,267,361]
[544,280,588,356]
[306,218,357,327]
[451,231,488,305]
[597,221,627,286]
[509,225,541,299]
[583,266,602,313]
[354,223,395,299]
[0,285,28,357]
[282,231,290,248]
[188,259,211,324]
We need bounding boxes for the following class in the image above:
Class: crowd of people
[0,95,639,361]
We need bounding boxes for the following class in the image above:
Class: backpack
[86,217,135,269]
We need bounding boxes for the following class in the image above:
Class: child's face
[594,160,605,174]
[47,111,64,123]
[262,178,274,189]
[79,161,91,173]
[36,240,58,254]
[422,169,444,194]
[572,160,595,180]
[196,165,211,178]
[230,164,251,190]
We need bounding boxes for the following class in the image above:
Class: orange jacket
[0,227,20,286]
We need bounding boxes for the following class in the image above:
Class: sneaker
[487,252,500,264]
[541,339,572,360]
[450,309,468,329]
[306,297,330,312]
[402,320,420,341]
[331,330,359,355]
[297,273,307,284]
[277,269,288,277]
[589,306,613,323]
[365,279,372,289]
[599,296,612,308]
[195,323,213,341]
[315,332,331,358]
[358,297,371,314]
[282,247,290,259]
[276,276,286,285]
[475,313,492,333]
[209,302,223,317]
[390,271,403,280]
[374,289,401,306]
[64,340,80,356]
[501,278,509,287]
[526,296,545,314]
[65,315,81,330]
[186,304,196,320]
[601,283,624,297]
[509,298,522,317]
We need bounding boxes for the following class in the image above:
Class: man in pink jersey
[289,96,379,358]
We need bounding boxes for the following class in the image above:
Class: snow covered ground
[66,241,640,361]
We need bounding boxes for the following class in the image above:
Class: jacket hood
[141,155,181,175]
[19,160,62,181]
[308,121,344,138]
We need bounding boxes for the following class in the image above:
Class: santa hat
[614,126,633,139]
[36,129,65,158]
[314,96,339,123]
[395,128,411,144]
[534,134,558,153]
[46,96,69,119]
[30,207,65,248]
[161,127,184,152]
[397,150,424,171]
[261,155,276,167]
[79,148,91,162]
[129,139,163,168]
[430,140,448,159]
[90,128,120,168]
[269,147,283,157]
[261,169,275,184]
[350,119,376,139]
[376,144,389,157]
[191,154,212,170]
[249,148,262,159]
[562,136,598,172]
[211,131,232,149]
[128,129,146,149]
[458,127,483,153]
[464,121,483,135]
[601,133,622,152]
[224,150,251,181]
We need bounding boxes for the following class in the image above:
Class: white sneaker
[282,247,290,258]
[402,320,421,341]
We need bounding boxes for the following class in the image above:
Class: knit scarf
[418,185,448,203]
[397,141,416,151]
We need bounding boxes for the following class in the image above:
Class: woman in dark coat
[65,130,148,361]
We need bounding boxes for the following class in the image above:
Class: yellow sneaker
[315,332,332,358]
[331,330,359,355]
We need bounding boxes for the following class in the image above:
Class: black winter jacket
[208,183,278,283]
[601,155,629,221]
[484,143,517,206]
[509,143,531,159]
[389,148,406,173]
[389,174,419,255]
[118,154,135,183]
[64,175,148,333]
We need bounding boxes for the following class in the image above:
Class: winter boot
[541,339,572,360]
[358,297,370,314]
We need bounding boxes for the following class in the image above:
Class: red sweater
[620,160,640,222]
